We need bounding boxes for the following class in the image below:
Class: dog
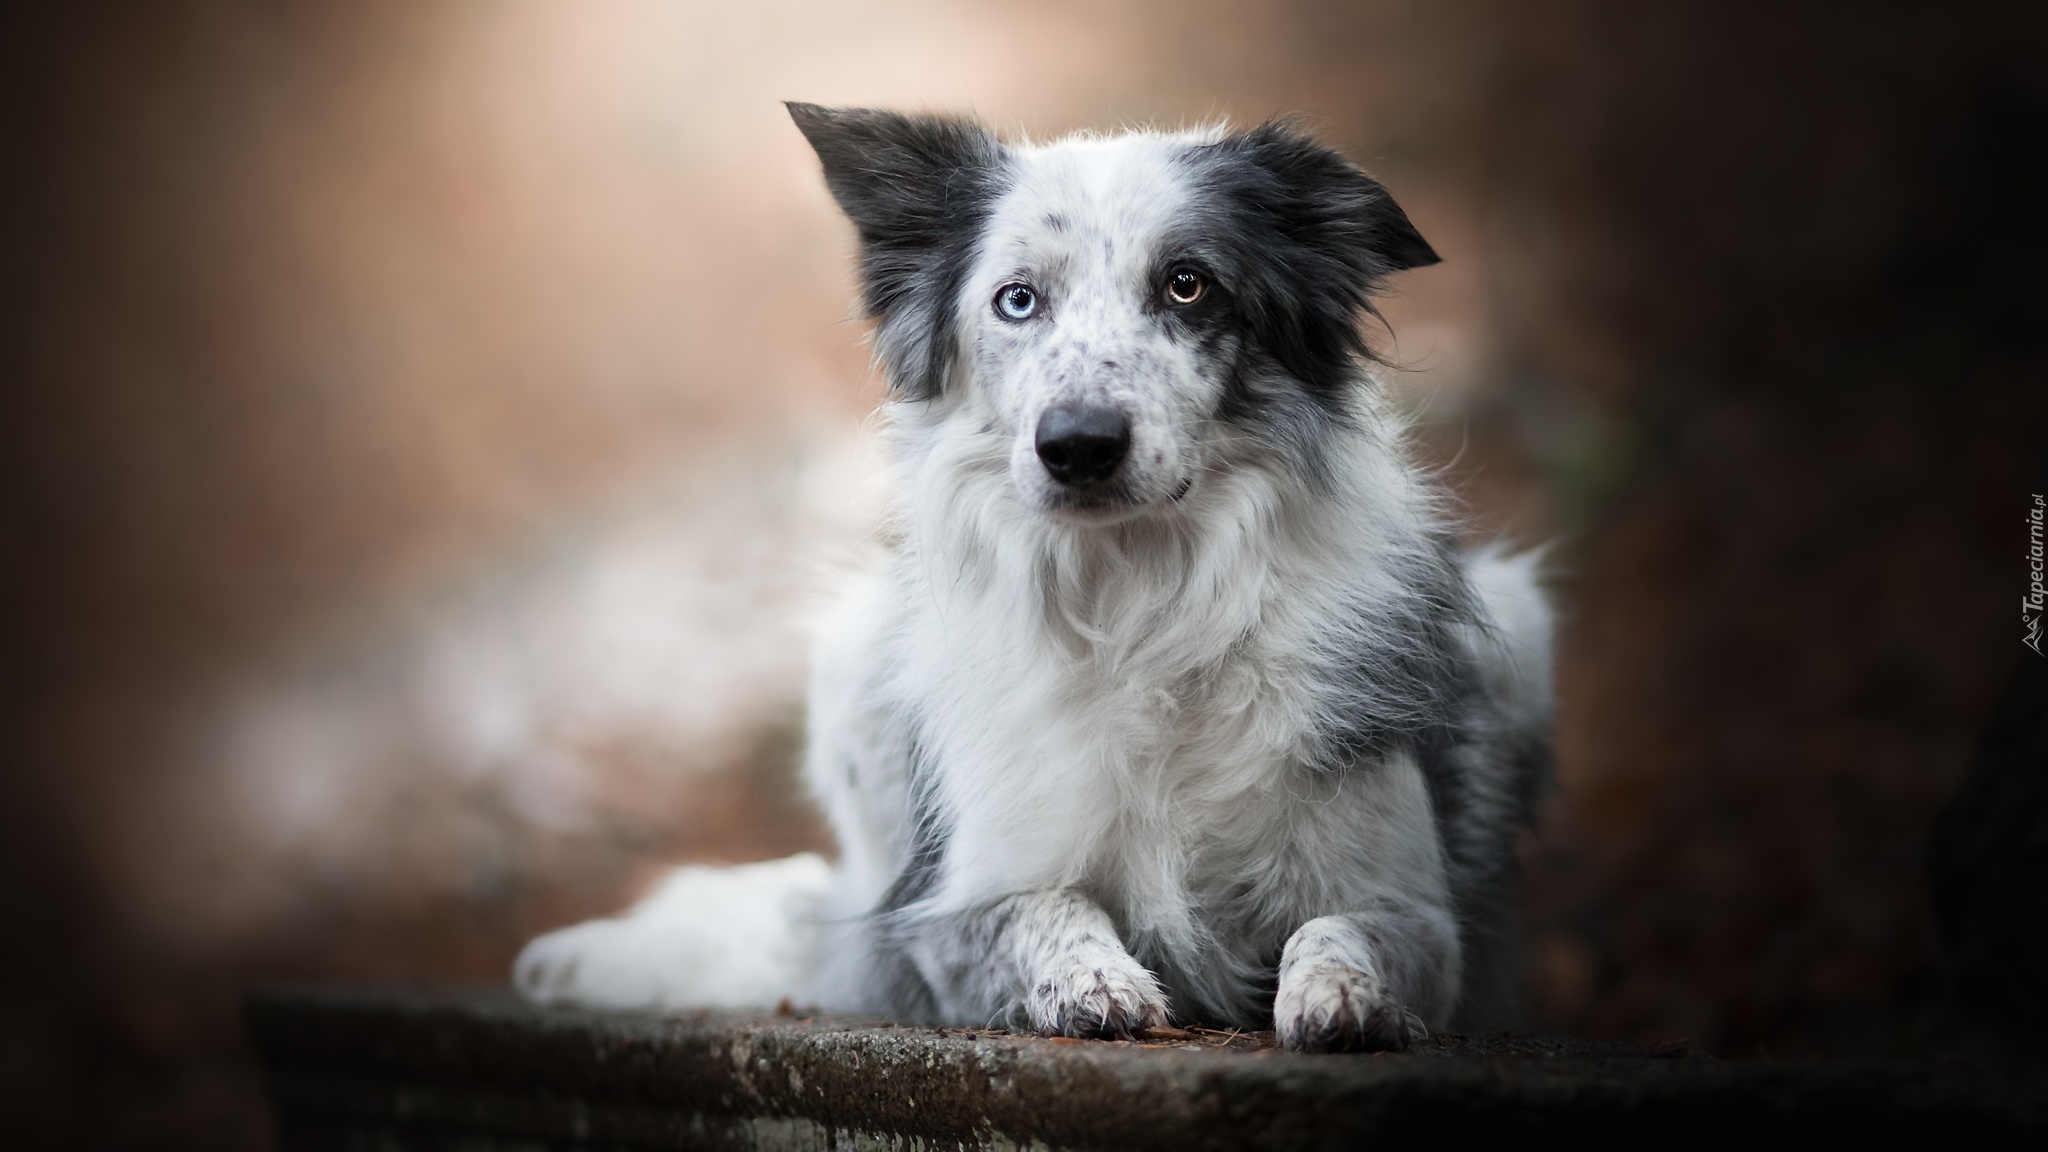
[514,104,1552,1052]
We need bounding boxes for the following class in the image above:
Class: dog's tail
[1464,543,1554,770]
[1450,545,1555,1031]
[514,852,834,1010]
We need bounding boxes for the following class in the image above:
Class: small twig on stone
[1135,1025,1196,1042]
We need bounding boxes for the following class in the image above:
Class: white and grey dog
[515,104,1552,1052]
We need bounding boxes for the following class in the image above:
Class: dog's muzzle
[1035,403,1131,488]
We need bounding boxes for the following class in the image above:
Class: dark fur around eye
[1171,120,1439,410]
[1149,259,1232,340]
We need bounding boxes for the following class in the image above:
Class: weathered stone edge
[247,985,2045,1150]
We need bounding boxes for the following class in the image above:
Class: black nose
[1035,404,1131,487]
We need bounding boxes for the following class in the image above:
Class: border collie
[515,104,1552,1051]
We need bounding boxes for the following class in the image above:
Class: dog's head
[790,104,1437,524]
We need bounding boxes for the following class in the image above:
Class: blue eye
[995,282,1038,321]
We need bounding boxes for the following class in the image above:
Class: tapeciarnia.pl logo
[2027,494,2045,656]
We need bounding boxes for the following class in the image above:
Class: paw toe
[1276,965,1421,1053]
[1030,956,1170,1039]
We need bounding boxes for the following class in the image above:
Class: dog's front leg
[1274,893,1460,1053]
[922,888,1169,1037]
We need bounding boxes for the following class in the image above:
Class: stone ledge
[248,985,2042,1150]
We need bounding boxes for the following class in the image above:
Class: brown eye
[1166,269,1206,305]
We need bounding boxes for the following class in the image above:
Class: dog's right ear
[788,103,1008,400]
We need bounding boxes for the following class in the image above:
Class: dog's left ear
[1192,122,1438,390]
[1215,121,1439,277]
[788,102,1008,399]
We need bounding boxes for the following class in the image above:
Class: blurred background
[5,1,2044,1147]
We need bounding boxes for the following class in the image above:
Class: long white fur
[516,117,1551,1049]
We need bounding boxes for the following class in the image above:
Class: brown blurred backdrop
[5,2,2045,1148]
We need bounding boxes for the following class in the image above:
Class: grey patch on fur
[1302,533,1482,771]
[877,725,948,915]
[1213,363,1348,497]
[1277,526,1550,1032]
[865,719,952,1020]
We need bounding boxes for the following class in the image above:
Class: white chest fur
[876,417,1454,1014]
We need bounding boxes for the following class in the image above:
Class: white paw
[1274,959,1422,1052]
[512,853,831,1010]
[1025,943,1170,1038]
[1274,917,1429,1053]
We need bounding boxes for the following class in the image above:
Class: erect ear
[787,102,1008,399]
[1218,121,1439,275]
[1185,121,1438,395]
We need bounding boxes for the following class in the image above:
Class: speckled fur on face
[962,134,1232,520]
